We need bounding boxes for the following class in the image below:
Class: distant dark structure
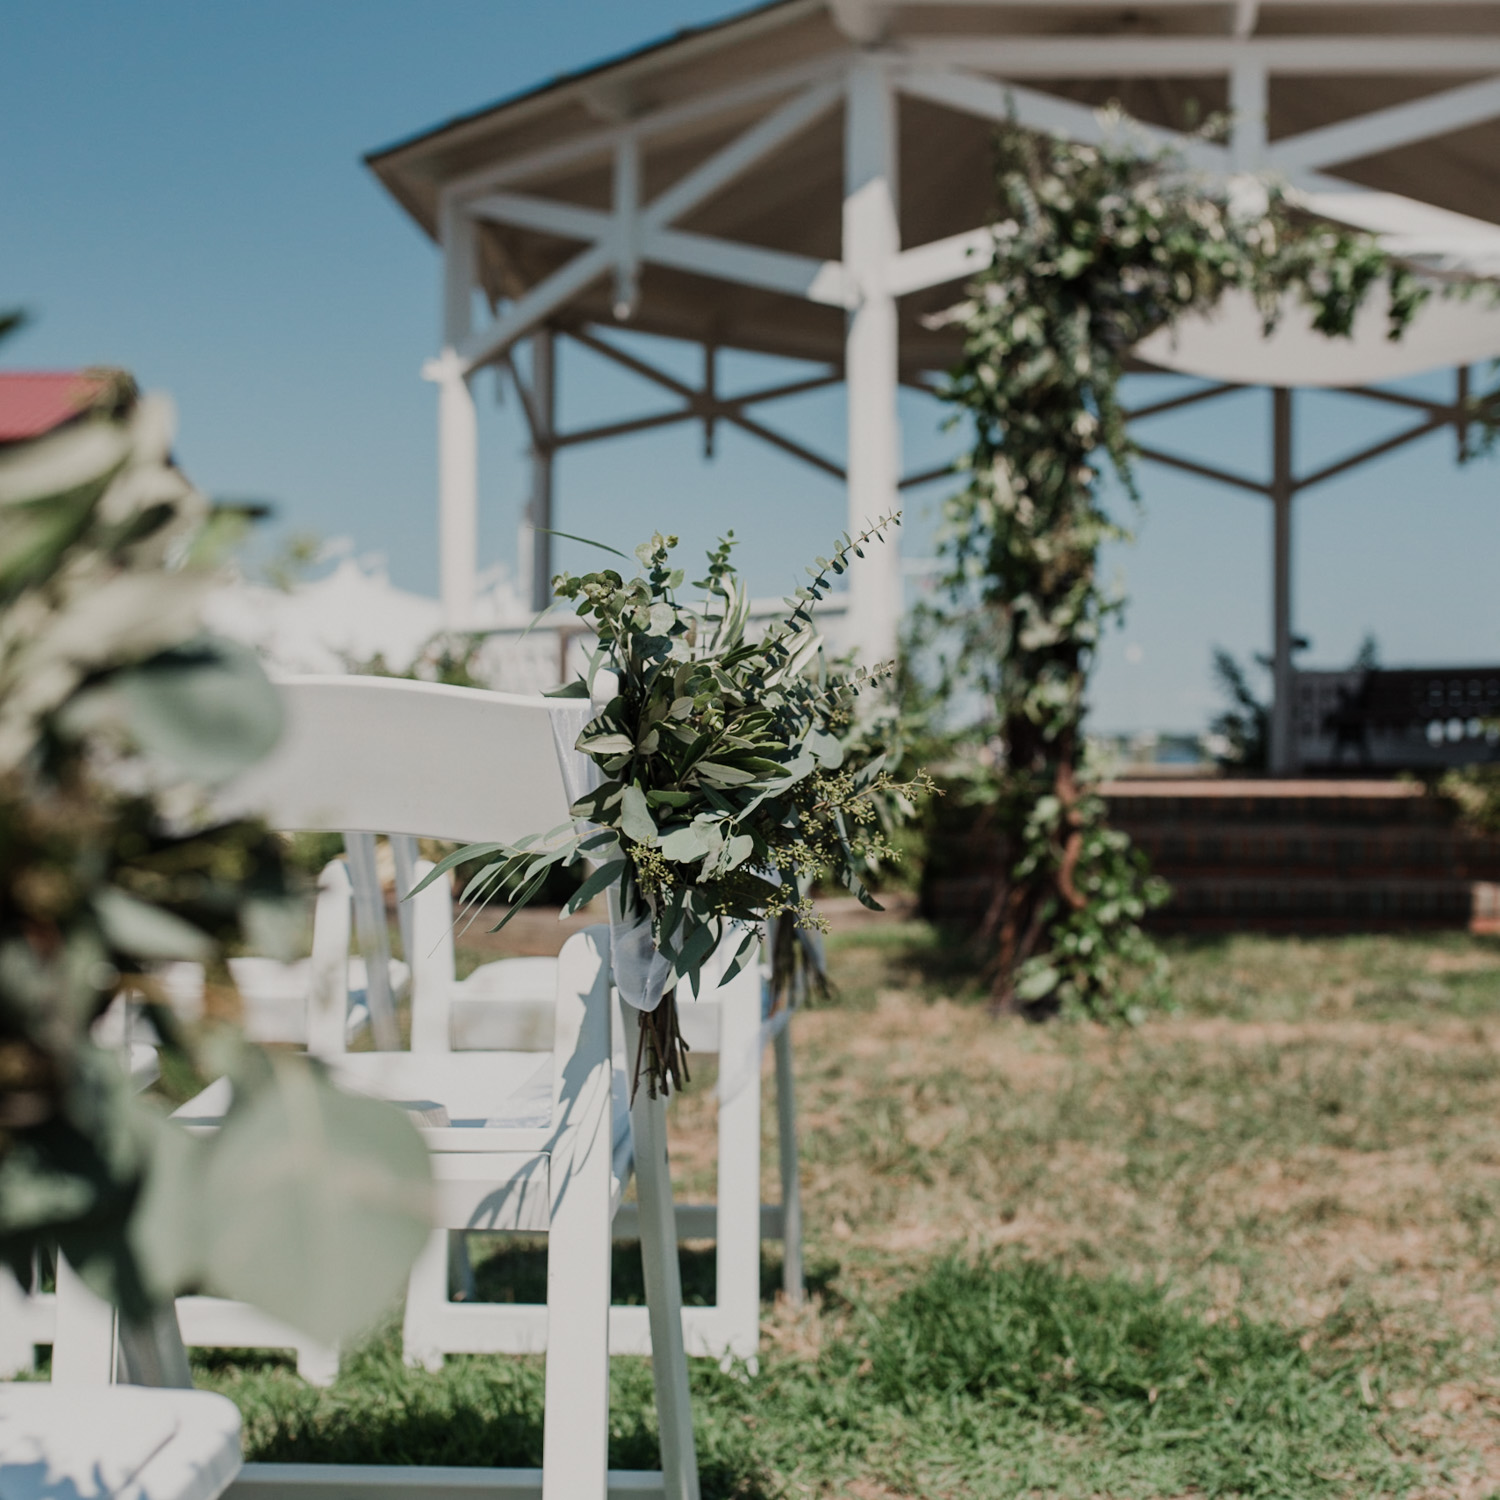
[1293,668,1500,773]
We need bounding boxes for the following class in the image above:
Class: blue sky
[4,1,1497,733]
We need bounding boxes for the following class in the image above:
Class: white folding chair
[396,863,805,1366]
[53,676,700,1500]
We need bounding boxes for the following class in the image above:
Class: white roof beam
[887,226,992,297]
[897,66,1230,173]
[470,193,610,242]
[905,36,1500,75]
[644,227,853,307]
[458,242,612,373]
[1268,74,1500,175]
[643,78,843,231]
[470,194,853,307]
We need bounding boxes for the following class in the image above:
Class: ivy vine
[932,117,1426,1018]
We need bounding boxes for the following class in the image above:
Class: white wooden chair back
[221,675,571,844]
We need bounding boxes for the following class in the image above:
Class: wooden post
[843,56,903,665]
[1268,387,1296,775]
[527,329,556,614]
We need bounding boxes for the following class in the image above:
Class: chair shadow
[467,1236,840,1311]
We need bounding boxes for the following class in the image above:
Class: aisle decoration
[416,522,930,1096]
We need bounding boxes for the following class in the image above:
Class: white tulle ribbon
[545,696,674,1013]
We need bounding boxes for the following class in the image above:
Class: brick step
[1101,779,1456,829]
[1148,876,1475,932]
[1116,823,1500,880]
[924,875,1477,935]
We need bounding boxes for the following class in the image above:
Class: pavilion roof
[366,0,1500,375]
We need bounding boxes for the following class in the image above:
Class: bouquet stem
[630,990,691,1102]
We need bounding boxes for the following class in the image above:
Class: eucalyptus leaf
[94,888,214,961]
[658,824,712,863]
[619,784,658,843]
[109,636,283,783]
[198,1057,432,1345]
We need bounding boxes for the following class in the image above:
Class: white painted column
[434,196,479,629]
[842,55,903,664]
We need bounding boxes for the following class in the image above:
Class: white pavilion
[366,0,1500,772]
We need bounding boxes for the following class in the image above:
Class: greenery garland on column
[933,117,1425,1018]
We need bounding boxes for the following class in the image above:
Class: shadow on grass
[467,1236,839,1311]
[824,919,989,1009]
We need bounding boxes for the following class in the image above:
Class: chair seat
[0,1384,241,1500]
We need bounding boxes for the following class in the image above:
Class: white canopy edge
[1135,186,1500,387]
[1136,282,1500,387]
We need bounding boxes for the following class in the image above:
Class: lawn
[195,921,1500,1498]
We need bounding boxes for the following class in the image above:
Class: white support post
[843,56,903,664]
[1230,59,1268,172]
[1268,387,1296,776]
[526,329,556,614]
[434,196,480,629]
[613,139,641,320]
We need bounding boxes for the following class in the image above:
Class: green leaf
[719,928,760,986]
[564,859,627,914]
[94,888,214,961]
[658,824,712,863]
[533,526,628,559]
[108,637,283,783]
[723,833,756,871]
[580,733,635,755]
[197,1056,432,1345]
[404,842,510,896]
[695,761,759,787]
[619,785,658,843]
[1016,964,1061,1003]
[806,730,844,769]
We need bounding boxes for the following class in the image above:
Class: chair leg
[540,929,615,1500]
[629,1045,701,1500]
[0,1265,34,1377]
[52,1253,118,1385]
[294,1340,341,1386]
[449,1231,477,1302]
[773,1026,805,1307]
[402,1228,451,1373]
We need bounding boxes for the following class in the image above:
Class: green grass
[196,1254,1410,1499]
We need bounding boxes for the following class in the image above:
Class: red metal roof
[0,371,117,443]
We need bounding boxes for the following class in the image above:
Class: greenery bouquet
[416,521,929,1096]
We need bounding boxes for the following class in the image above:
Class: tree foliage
[933,117,1423,1016]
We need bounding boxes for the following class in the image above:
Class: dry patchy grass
[196,919,1500,1496]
